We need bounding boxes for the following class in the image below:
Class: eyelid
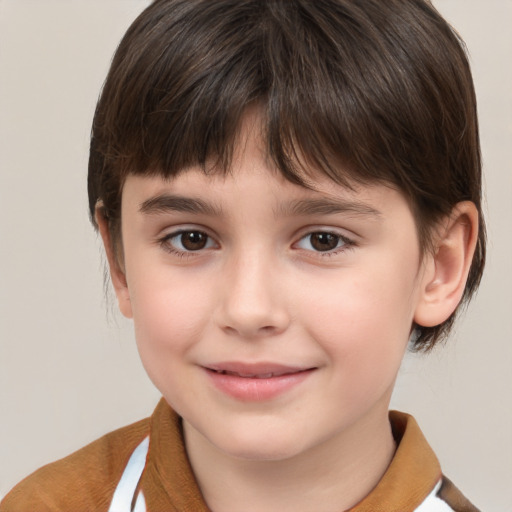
[293,225,357,242]
[157,223,217,241]
[293,227,357,255]
[158,226,219,256]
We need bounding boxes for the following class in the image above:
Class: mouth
[205,363,314,379]
[203,363,316,401]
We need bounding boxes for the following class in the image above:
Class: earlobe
[95,204,133,319]
[414,201,479,328]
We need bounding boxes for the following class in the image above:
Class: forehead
[121,166,411,229]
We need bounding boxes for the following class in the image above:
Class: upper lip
[205,362,314,378]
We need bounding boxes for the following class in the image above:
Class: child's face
[113,119,431,462]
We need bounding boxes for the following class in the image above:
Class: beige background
[0,0,511,509]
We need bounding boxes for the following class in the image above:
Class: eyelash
[294,231,355,257]
[157,229,356,258]
[158,229,216,258]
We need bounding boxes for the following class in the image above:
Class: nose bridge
[218,245,289,337]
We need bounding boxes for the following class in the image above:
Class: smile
[211,369,303,378]
[203,363,316,401]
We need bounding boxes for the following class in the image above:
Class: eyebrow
[139,194,381,220]
[139,194,222,216]
[278,198,382,219]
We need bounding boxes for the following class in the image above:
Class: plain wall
[1,1,511,509]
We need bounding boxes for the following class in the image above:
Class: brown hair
[88,0,485,350]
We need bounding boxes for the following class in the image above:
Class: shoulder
[0,418,150,512]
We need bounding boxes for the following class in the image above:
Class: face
[113,124,431,463]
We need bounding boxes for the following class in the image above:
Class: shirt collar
[144,400,441,511]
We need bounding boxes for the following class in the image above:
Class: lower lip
[204,368,314,401]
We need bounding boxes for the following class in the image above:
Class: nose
[216,252,291,338]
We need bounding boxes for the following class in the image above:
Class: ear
[414,201,479,328]
[95,204,133,319]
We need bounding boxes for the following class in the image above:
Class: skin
[98,115,478,512]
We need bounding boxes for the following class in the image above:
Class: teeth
[212,369,277,378]
[234,372,275,378]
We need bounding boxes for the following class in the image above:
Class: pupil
[311,233,338,251]
[182,231,207,250]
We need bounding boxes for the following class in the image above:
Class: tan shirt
[1,399,480,512]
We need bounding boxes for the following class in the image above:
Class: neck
[184,407,396,512]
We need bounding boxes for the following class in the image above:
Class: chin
[211,427,309,462]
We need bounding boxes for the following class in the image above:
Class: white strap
[414,480,454,512]
[108,436,149,512]
[132,491,147,512]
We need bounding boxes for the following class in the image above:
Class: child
[1,0,485,510]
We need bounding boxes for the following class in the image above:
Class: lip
[203,362,315,401]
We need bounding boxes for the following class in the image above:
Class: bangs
[90,0,462,216]
[92,0,368,189]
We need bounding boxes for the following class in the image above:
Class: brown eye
[309,233,340,251]
[180,231,208,251]
[163,230,215,253]
[296,232,348,253]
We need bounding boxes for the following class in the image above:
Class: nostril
[220,322,285,338]
[222,325,274,335]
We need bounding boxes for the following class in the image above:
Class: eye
[296,232,349,253]
[162,230,216,253]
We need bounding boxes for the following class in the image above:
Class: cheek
[304,268,416,338]
[299,264,417,388]
[127,268,214,372]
